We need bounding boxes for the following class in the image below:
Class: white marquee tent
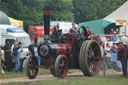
[104,1,128,34]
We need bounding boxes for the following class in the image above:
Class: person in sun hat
[116,41,127,77]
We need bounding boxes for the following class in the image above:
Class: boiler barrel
[38,43,72,58]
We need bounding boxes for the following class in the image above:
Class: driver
[70,23,77,34]
[52,26,62,41]
[85,26,93,40]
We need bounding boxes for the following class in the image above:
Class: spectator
[105,43,111,69]
[85,26,93,40]
[111,32,118,43]
[121,34,128,64]
[117,41,127,77]
[111,43,120,71]
[28,40,41,66]
[34,39,41,66]
[13,41,20,73]
[100,42,105,66]
[0,48,4,74]
[121,34,128,48]
[70,23,77,34]
[28,40,35,56]
[110,28,114,34]
[4,40,12,72]
[18,42,24,72]
[11,40,19,52]
[100,43,105,58]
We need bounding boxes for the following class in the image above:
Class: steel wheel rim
[28,58,38,77]
[58,57,68,78]
[87,43,101,76]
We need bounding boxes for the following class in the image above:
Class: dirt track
[0,70,122,84]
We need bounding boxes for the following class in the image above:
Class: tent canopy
[104,1,128,34]
[8,17,23,27]
[0,11,10,25]
[78,19,115,34]
[104,1,128,20]
[78,1,128,34]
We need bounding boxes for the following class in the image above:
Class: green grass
[1,76,128,85]
[0,68,50,79]
[0,68,80,79]
[0,69,26,79]
[1,69,127,85]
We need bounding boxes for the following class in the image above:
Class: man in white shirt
[121,34,128,70]
[105,43,111,69]
[18,42,24,72]
[121,34,128,48]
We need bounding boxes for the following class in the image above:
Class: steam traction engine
[25,5,101,79]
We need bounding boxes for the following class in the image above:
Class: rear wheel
[79,40,101,76]
[50,68,57,77]
[25,56,39,79]
[79,40,89,76]
[55,55,68,78]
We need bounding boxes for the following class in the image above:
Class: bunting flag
[102,28,104,34]
[118,28,120,34]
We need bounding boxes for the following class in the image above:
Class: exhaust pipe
[43,4,51,35]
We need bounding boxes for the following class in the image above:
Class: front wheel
[25,56,39,79]
[55,55,69,78]
[79,40,101,76]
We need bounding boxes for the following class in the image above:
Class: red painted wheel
[87,47,101,76]
[55,55,68,78]
[79,40,101,76]
[25,56,39,79]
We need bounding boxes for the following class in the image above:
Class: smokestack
[43,4,51,35]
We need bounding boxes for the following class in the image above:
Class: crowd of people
[105,41,127,77]
[0,40,26,73]
[0,39,41,74]
[103,29,128,77]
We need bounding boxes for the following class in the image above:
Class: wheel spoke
[93,47,97,52]
[88,48,93,56]
[87,42,101,76]
[55,55,68,78]
[90,61,100,75]
[25,56,39,79]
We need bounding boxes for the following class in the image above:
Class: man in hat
[121,34,128,48]
[117,41,127,77]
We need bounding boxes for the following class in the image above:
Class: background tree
[73,0,127,23]
[0,0,9,15]
[0,0,127,31]
[46,0,74,21]
[0,0,44,32]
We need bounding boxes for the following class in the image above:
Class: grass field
[1,76,128,85]
[0,68,50,79]
[0,69,80,79]
[1,69,128,85]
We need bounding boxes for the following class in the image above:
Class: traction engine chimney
[43,4,51,35]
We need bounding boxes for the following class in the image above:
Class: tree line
[0,0,127,32]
